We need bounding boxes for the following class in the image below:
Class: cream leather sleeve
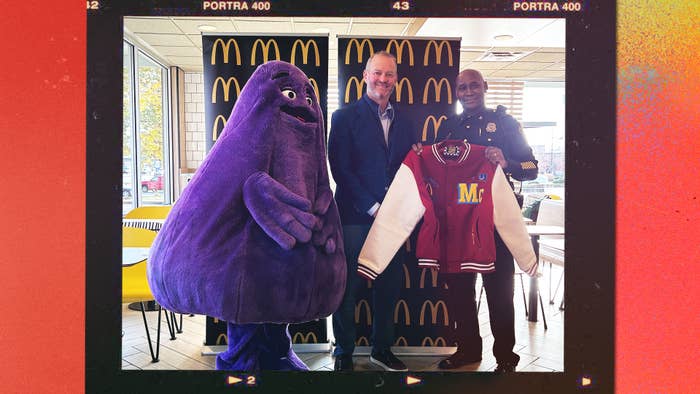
[492,166,538,276]
[358,163,425,280]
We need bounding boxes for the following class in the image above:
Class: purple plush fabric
[147,61,346,324]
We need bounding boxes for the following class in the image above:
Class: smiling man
[328,51,419,372]
[434,69,539,373]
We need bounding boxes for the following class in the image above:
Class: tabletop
[123,247,150,266]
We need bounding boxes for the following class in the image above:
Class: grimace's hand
[243,172,316,250]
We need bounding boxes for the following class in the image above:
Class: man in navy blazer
[328,51,418,372]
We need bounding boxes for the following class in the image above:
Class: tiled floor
[122,265,564,372]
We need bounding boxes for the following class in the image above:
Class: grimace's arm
[243,171,317,250]
[311,188,339,254]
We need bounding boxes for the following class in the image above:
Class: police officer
[432,69,538,372]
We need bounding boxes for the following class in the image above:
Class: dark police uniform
[435,105,538,367]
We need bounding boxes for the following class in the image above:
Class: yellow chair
[122,226,163,362]
[124,204,184,336]
[124,205,172,219]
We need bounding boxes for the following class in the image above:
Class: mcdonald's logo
[216,333,228,345]
[419,267,439,289]
[421,115,447,142]
[419,300,449,326]
[395,337,408,347]
[395,77,413,104]
[422,77,452,104]
[211,38,241,65]
[344,38,374,64]
[212,114,228,141]
[421,336,447,347]
[423,40,453,66]
[355,299,372,325]
[308,78,320,104]
[356,337,370,346]
[393,299,411,325]
[290,39,320,67]
[211,76,241,104]
[386,39,414,66]
[292,331,318,344]
[251,38,280,65]
[344,76,365,103]
[402,263,411,289]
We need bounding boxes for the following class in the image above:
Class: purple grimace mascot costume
[147,61,346,371]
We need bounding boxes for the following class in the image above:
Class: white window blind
[486,81,524,123]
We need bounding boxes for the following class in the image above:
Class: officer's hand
[412,143,423,156]
[485,146,507,168]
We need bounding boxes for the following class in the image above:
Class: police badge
[486,122,497,132]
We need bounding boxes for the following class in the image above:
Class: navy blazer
[328,95,418,225]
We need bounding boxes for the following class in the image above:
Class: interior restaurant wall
[183,72,207,170]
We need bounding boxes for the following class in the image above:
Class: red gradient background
[1,1,697,393]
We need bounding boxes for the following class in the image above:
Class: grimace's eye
[281,89,296,100]
[305,96,313,106]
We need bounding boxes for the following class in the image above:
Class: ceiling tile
[124,17,180,34]
[489,69,535,78]
[151,46,202,57]
[170,18,237,35]
[233,20,293,33]
[519,52,565,62]
[502,61,550,71]
[460,50,487,62]
[467,61,512,70]
[134,33,194,47]
[349,23,409,36]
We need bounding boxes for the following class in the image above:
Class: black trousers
[445,233,520,365]
[332,224,404,356]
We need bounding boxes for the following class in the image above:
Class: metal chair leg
[519,274,529,317]
[164,308,177,340]
[537,290,548,330]
[139,301,161,362]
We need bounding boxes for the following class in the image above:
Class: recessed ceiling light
[198,25,217,32]
[494,34,514,41]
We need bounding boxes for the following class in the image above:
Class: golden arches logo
[211,76,241,104]
[422,77,452,104]
[290,39,320,67]
[395,337,408,347]
[395,77,413,104]
[419,267,439,289]
[393,299,411,325]
[356,336,370,346]
[355,299,372,325]
[421,336,447,347]
[386,39,414,66]
[345,38,374,64]
[212,114,228,141]
[344,76,365,103]
[419,300,449,326]
[211,38,241,65]
[251,38,280,65]
[422,115,447,142]
[402,263,411,289]
[216,333,228,345]
[423,40,453,66]
[308,78,321,104]
[292,331,318,344]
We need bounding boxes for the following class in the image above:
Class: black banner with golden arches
[337,36,462,346]
[202,34,330,347]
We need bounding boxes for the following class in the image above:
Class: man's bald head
[455,69,488,115]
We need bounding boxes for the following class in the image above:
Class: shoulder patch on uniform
[520,161,537,170]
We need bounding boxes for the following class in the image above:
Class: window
[520,81,565,198]
[123,41,172,214]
